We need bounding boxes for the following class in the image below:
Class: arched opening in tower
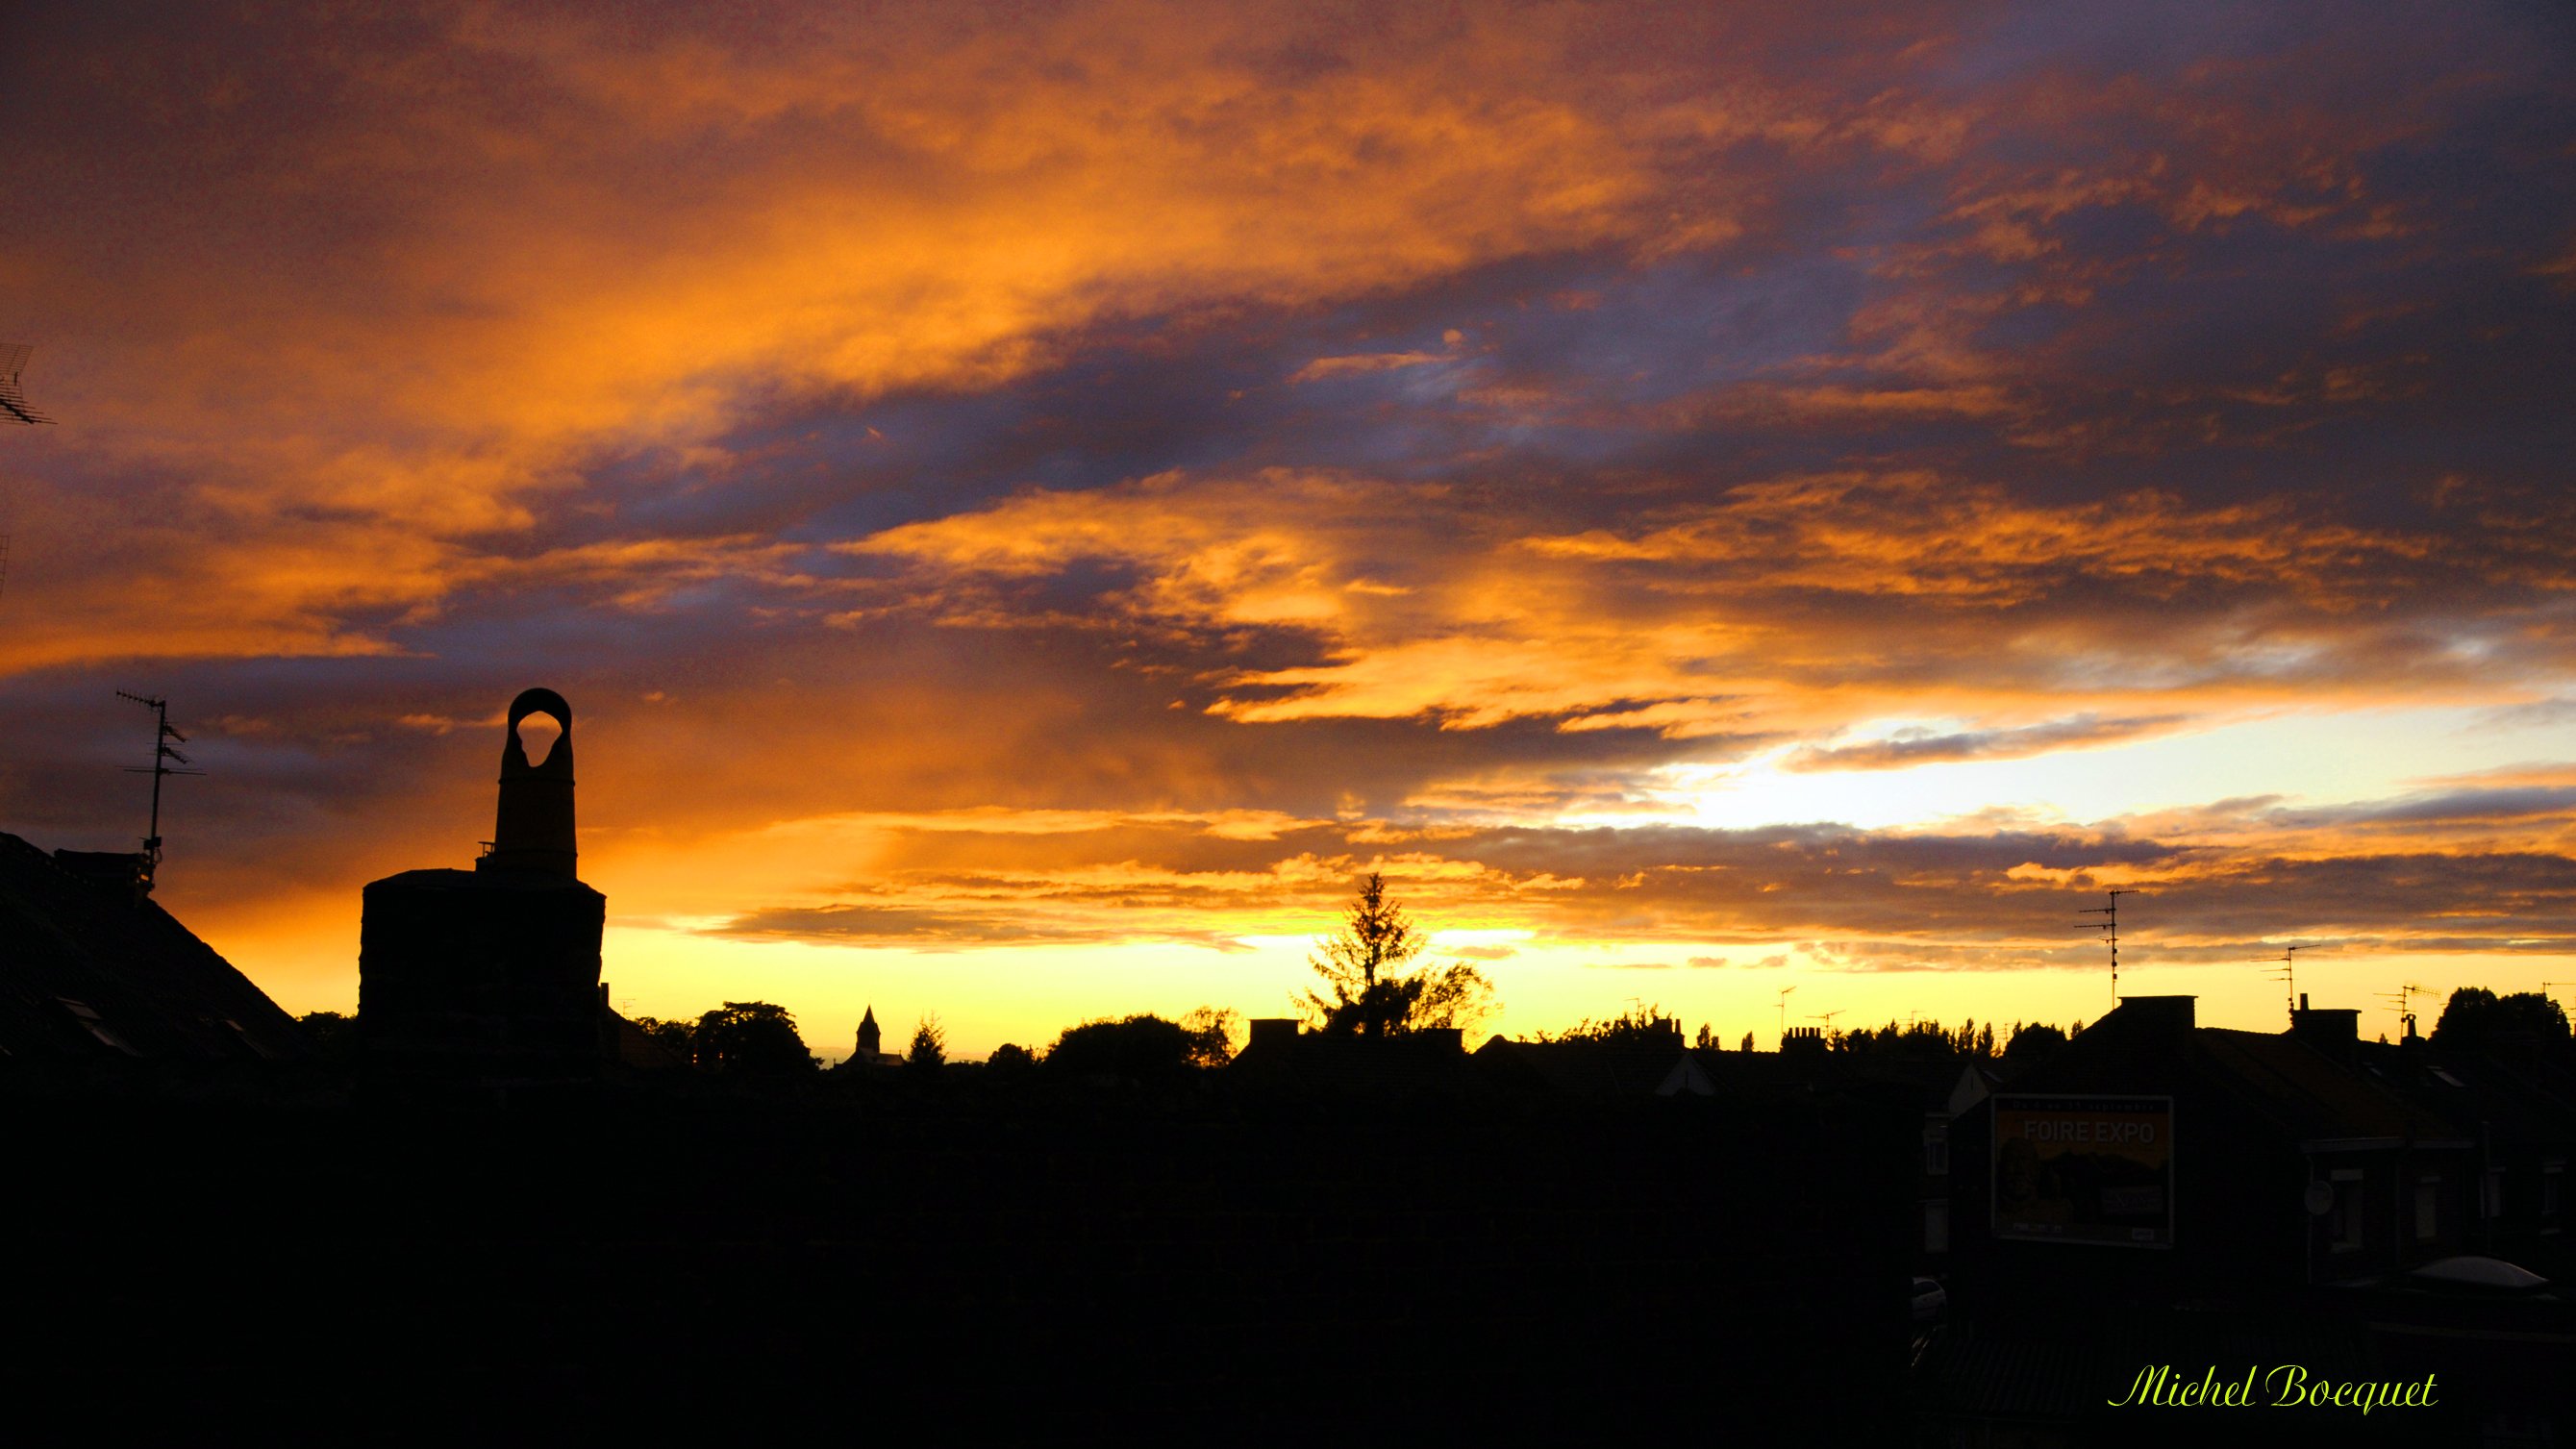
[514,711,563,769]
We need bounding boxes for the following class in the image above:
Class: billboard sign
[1991,1094,2174,1247]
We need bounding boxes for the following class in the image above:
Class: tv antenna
[2076,888,2140,1000]
[1777,985,1796,1042]
[1811,1010,1844,1035]
[2378,982,2429,1040]
[2249,943,2322,1026]
[0,342,46,605]
[0,344,51,427]
[116,690,204,883]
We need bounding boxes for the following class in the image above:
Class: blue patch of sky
[1931,0,2329,92]
[677,390,1045,543]
[1487,255,1866,404]
[1260,251,1874,475]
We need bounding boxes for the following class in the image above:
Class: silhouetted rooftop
[1475,1036,1693,1097]
[0,832,309,1062]
[2195,1027,2465,1146]
[1227,1025,1484,1094]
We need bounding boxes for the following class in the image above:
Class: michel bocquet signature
[2110,1364,2438,1414]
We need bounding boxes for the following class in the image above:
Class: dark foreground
[11,1075,1912,1440]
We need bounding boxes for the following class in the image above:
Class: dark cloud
[710,903,1253,953]
[1786,714,2187,771]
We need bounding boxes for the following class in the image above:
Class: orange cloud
[14,1,1968,675]
[849,466,2511,754]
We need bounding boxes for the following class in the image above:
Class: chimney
[1781,1025,1826,1054]
[51,849,155,908]
[1246,1018,1300,1052]
[2111,995,2196,1037]
[2288,1006,2360,1063]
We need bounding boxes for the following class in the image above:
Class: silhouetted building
[1836,1054,1994,1263]
[828,1005,905,1071]
[1921,994,2574,1442]
[2357,1023,2576,1283]
[358,688,606,1094]
[1473,1017,1710,1097]
[1226,1017,1483,1093]
[0,831,309,1062]
[1949,994,2480,1297]
[1475,1025,1986,1263]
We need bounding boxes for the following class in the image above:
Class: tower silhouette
[358,689,605,1096]
[483,687,579,877]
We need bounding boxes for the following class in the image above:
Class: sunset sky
[4,1,2573,1059]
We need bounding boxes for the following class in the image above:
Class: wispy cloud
[1786,714,2188,771]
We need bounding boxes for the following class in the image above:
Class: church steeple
[856,1006,881,1060]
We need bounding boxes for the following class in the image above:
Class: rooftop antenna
[2249,943,2320,1027]
[115,690,203,887]
[0,343,51,427]
[2378,982,2429,1040]
[0,342,47,605]
[1777,985,1796,1042]
[2076,888,2140,1000]
[1811,1009,1844,1037]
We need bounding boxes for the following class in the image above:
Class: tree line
[1527,1001,2078,1064]
[600,1001,1245,1086]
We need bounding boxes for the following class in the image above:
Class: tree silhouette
[693,1001,818,1082]
[1179,1005,1238,1066]
[296,1010,356,1062]
[1828,1017,1999,1060]
[1046,1014,1202,1081]
[1534,1003,1679,1044]
[631,1015,696,1062]
[2432,987,2572,1051]
[2003,1021,2067,1064]
[1302,873,1495,1037]
[908,1013,947,1072]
